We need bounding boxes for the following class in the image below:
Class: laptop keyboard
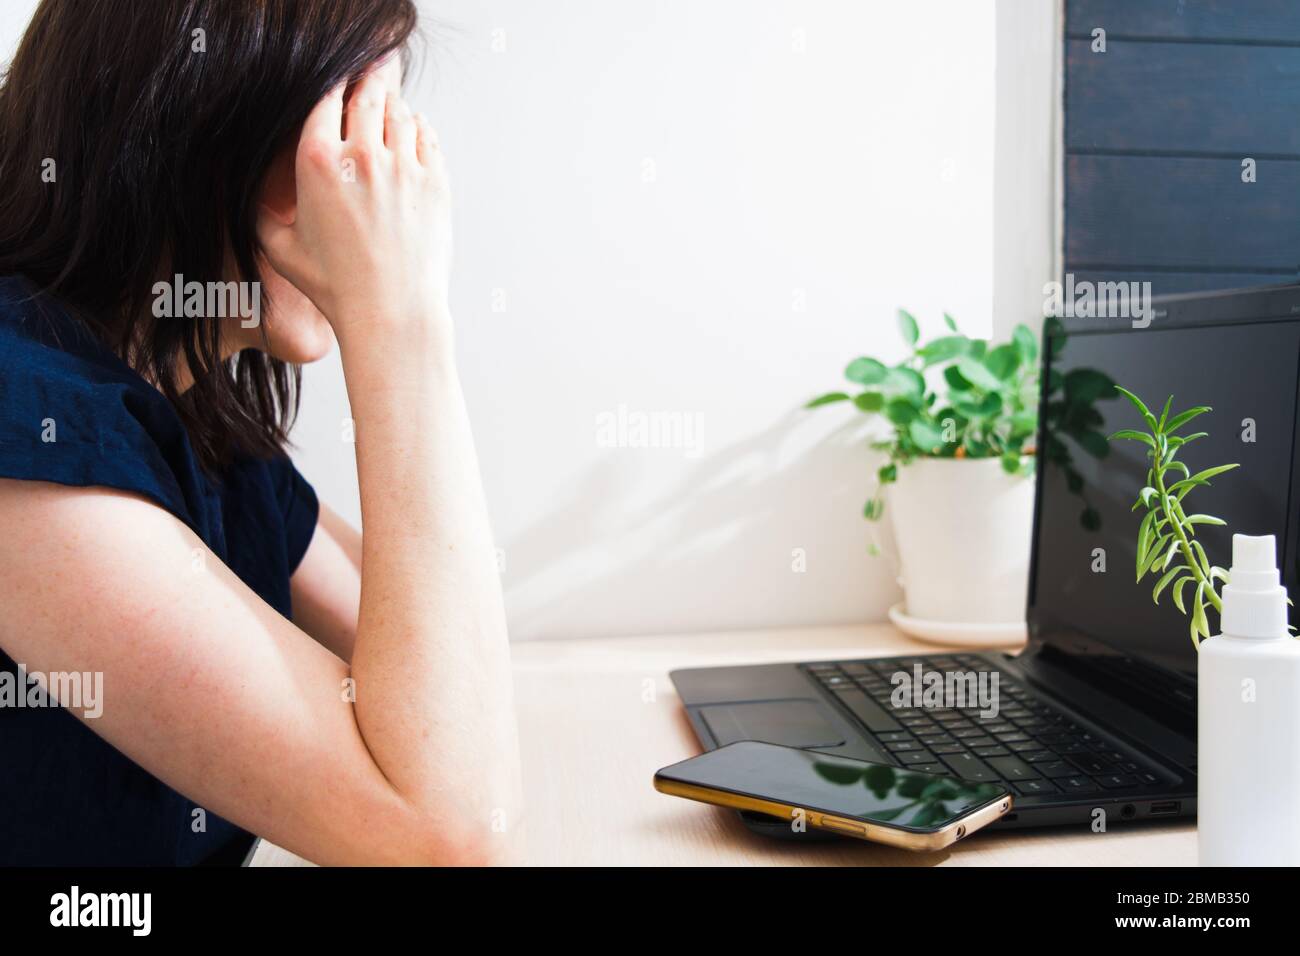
[804,655,1167,800]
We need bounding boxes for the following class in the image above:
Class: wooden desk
[251,623,1195,866]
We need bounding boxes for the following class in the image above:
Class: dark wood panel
[1065,154,1300,270]
[1068,0,1300,43]
[1066,38,1300,154]
[1066,270,1299,299]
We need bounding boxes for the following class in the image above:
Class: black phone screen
[658,741,1008,831]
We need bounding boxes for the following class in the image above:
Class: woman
[0,0,521,865]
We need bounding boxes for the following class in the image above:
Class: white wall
[2,0,999,641]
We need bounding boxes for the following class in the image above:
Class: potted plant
[1110,387,1300,867]
[807,310,1039,633]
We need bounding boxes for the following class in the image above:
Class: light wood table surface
[251,623,1195,866]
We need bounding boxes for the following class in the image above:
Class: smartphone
[654,740,1013,851]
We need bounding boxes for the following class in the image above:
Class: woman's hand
[257,62,452,347]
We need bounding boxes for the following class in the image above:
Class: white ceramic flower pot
[886,457,1035,624]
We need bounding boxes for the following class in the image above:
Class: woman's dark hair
[0,0,418,471]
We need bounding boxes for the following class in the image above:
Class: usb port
[1149,801,1180,816]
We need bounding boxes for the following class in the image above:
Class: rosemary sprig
[1108,387,1237,649]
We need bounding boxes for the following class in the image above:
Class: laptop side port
[1149,801,1181,816]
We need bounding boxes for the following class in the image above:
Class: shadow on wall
[501,411,901,641]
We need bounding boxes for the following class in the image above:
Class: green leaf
[1136,510,1157,575]
[1164,406,1211,435]
[878,463,898,484]
[955,356,1002,392]
[984,344,1020,381]
[1161,539,1180,572]
[1172,575,1195,614]
[897,309,920,348]
[1012,323,1038,364]
[1114,385,1158,430]
[917,335,971,366]
[943,312,959,332]
[1167,463,1239,496]
[1152,564,1183,604]
[846,357,888,386]
[853,391,885,412]
[944,364,974,392]
[1108,429,1156,448]
[1184,514,1226,527]
[806,392,851,408]
[1157,396,1173,432]
[864,498,884,521]
[1184,463,1240,486]
[1142,534,1173,579]
[884,366,926,397]
[884,397,919,425]
[1190,539,1211,576]
[909,419,947,454]
[1192,584,1209,645]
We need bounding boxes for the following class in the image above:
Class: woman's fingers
[385,93,417,160]
[415,113,439,168]
[345,70,389,146]
[301,82,346,150]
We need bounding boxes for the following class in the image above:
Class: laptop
[670,282,1300,832]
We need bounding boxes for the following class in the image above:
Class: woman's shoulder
[0,275,202,526]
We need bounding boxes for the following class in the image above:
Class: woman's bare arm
[0,67,523,864]
[291,503,362,662]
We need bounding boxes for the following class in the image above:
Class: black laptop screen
[1031,319,1300,683]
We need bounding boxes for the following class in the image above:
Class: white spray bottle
[1198,533,1300,866]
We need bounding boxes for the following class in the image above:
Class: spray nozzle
[1222,534,1288,638]
[1228,534,1280,591]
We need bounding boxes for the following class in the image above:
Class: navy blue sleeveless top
[0,276,319,865]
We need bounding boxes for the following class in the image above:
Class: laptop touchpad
[700,699,845,748]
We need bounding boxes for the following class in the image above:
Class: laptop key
[1096,773,1139,789]
[987,756,1039,781]
[909,763,948,776]
[898,750,937,765]
[887,741,923,753]
[1014,779,1059,796]
[1036,761,1077,779]
[930,743,966,755]
[939,752,998,782]
[973,746,1010,758]
[878,731,913,743]
[1058,776,1097,792]
[1069,755,1115,775]
[830,689,901,733]
[1022,750,1058,763]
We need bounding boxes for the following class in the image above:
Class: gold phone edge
[653,776,1014,851]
